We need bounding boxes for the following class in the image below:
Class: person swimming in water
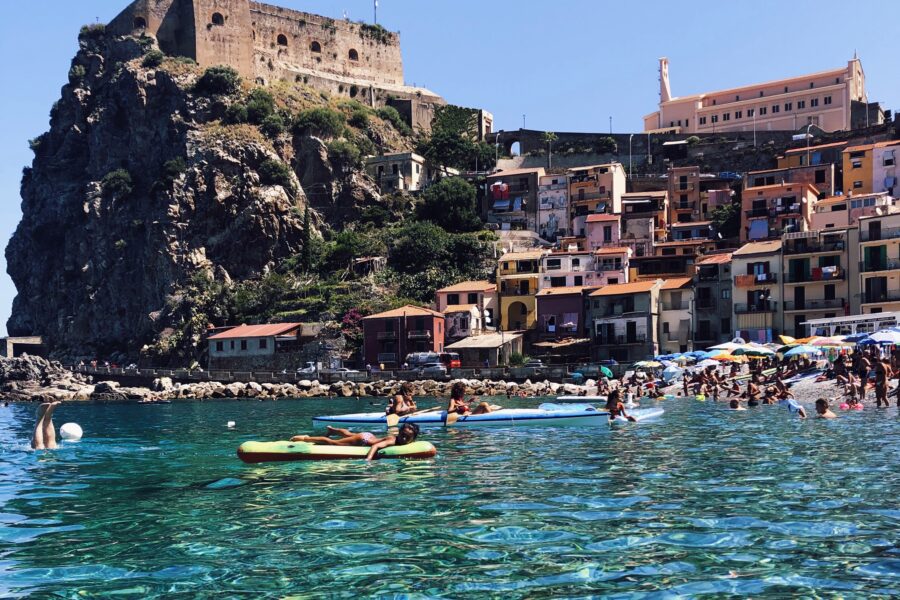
[815,398,837,419]
[605,390,636,422]
[291,422,421,460]
[31,401,61,450]
[729,399,746,411]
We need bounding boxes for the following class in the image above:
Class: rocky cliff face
[6,30,386,360]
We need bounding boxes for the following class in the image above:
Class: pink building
[585,214,621,251]
[811,192,898,229]
[741,182,818,242]
[593,247,631,285]
[362,305,445,368]
[645,57,870,134]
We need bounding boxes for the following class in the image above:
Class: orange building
[741,183,818,242]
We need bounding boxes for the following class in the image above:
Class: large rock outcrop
[5,30,389,360]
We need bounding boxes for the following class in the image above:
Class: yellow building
[858,213,900,314]
[498,250,548,331]
[843,144,874,195]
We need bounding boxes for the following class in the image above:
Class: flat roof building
[644,57,870,134]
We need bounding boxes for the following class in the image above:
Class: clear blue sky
[0,0,897,336]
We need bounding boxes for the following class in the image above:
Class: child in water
[815,398,837,419]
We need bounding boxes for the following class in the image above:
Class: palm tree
[542,131,558,169]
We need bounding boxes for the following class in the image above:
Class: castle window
[277,34,288,46]
[310,41,322,53]
[349,49,359,61]
[211,12,225,26]
[133,17,147,30]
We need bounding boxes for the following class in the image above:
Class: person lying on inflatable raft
[291,422,421,460]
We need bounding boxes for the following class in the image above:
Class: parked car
[296,362,318,375]
[419,363,448,378]
[524,359,545,368]
[328,367,360,374]
[718,171,742,180]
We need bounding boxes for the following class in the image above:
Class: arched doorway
[507,301,528,331]
[510,141,521,157]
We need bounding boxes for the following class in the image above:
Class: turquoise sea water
[1,397,899,598]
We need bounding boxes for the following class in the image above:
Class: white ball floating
[227,421,236,429]
[59,422,83,441]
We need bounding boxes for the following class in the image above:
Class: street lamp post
[646,132,652,166]
[805,123,814,166]
[629,134,634,178]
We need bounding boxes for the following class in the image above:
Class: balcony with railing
[675,183,696,192]
[783,299,845,312]
[783,240,846,255]
[674,201,697,211]
[407,330,433,340]
[698,269,719,282]
[696,298,717,310]
[570,191,610,203]
[595,334,648,346]
[734,273,778,288]
[860,227,900,242]
[784,267,844,283]
[734,301,778,314]
[772,204,801,217]
[745,207,770,219]
[377,331,398,341]
[538,183,567,192]
[860,290,900,305]
[662,301,690,311]
[860,259,900,273]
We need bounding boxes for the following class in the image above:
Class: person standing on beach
[874,359,892,407]
[31,402,61,450]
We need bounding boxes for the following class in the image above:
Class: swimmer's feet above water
[32,401,61,450]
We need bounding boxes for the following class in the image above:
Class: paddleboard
[237,440,437,463]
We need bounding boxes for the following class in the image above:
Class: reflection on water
[1,398,899,598]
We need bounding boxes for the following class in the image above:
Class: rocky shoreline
[0,356,597,403]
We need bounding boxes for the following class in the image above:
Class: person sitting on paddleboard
[386,383,417,416]
[605,390,636,422]
[448,382,493,416]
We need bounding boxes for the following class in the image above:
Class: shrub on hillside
[294,107,346,139]
[258,159,295,193]
[195,66,241,96]
[417,177,482,232]
[327,140,362,169]
[101,169,134,198]
[348,109,370,129]
[68,64,87,85]
[376,106,411,136]
[142,49,165,68]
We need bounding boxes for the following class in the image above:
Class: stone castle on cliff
[108,0,445,130]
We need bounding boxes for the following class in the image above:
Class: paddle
[387,406,441,427]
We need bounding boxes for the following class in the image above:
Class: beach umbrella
[700,349,728,359]
[662,365,683,383]
[711,354,747,363]
[859,329,900,345]
[733,344,775,356]
[779,335,797,345]
[696,359,719,368]
[634,360,662,369]
[599,366,614,378]
[784,345,823,357]
[843,332,870,343]
[708,341,743,351]
[810,336,851,347]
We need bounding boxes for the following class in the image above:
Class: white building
[537,174,569,242]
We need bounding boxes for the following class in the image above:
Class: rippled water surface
[1,397,899,598]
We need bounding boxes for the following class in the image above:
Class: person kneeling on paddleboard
[448,382,493,416]
[606,390,636,422]
[386,383,417,416]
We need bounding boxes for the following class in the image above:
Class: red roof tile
[208,323,302,340]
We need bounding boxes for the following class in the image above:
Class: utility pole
[522,114,526,129]
[374,0,378,24]
[609,116,612,134]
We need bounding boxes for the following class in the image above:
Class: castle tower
[108,0,254,78]
[659,57,672,103]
